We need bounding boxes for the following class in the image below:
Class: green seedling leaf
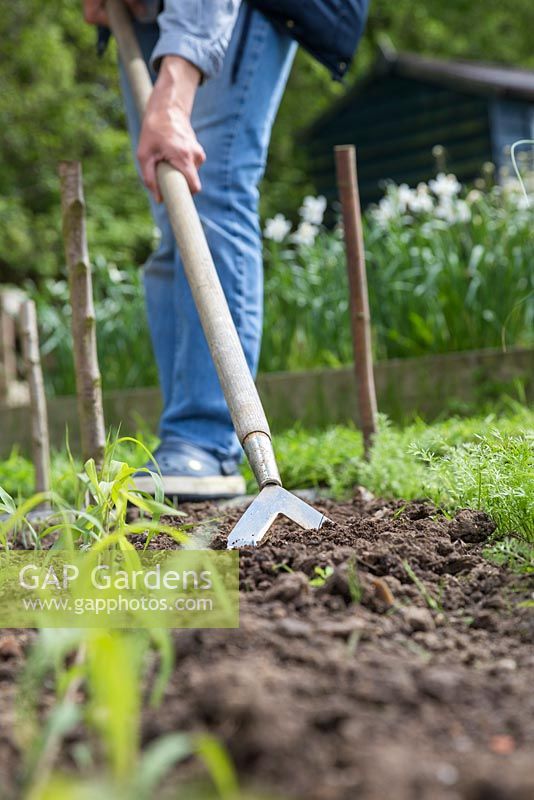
[136,733,193,798]
[86,631,144,782]
[83,459,102,499]
[23,700,81,797]
[149,628,174,708]
[403,560,440,611]
[195,733,239,799]
[125,519,190,547]
[347,558,362,604]
[0,491,55,548]
[125,492,186,519]
[0,486,16,514]
[309,565,334,587]
[272,563,294,574]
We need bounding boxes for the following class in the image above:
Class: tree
[1,0,533,280]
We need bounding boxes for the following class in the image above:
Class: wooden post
[0,292,19,404]
[19,299,51,495]
[334,145,377,458]
[58,161,106,467]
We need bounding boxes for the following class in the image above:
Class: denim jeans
[119,6,297,461]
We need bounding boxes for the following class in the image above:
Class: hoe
[106,0,327,547]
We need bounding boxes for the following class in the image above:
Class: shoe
[133,439,246,501]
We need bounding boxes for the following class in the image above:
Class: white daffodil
[434,199,456,223]
[408,184,434,214]
[264,213,292,242]
[299,195,327,226]
[371,195,398,226]
[466,190,483,204]
[502,178,532,210]
[396,183,415,212]
[429,173,462,199]
[291,221,319,246]
[455,200,472,223]
[435,198,471,224]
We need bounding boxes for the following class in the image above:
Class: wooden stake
[334,145,377,458]
[19,299,51,495]
[0,292,18,404]
[58,161,105,467]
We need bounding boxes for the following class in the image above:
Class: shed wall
[306,75,494,205]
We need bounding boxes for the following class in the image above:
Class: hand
[83,0,147,26]
[137,56,205,201]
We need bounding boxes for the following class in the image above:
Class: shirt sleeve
[151,0,242,79]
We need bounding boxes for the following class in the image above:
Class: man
[83,0,368,500]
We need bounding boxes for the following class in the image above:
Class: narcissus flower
[264,213,291,242]
[299,195,327,226]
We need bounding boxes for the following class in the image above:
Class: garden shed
[304,48,534,206]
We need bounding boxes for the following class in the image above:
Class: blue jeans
[119,7,296,462]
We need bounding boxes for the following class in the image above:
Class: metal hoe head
[227,484,328,549]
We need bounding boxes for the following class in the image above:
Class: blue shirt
[146,0,241,78]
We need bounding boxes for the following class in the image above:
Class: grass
[2,404,532,567]
[260,404,533,571]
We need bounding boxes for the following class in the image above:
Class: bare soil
[1,496,533,799]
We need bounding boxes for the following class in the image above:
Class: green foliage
[0,434,186,550]
[261,178,534,370]
[25,173,533,396]
[86,631,144,781]
[34,257,157,396]
[3,0,534,281]
[8,436,239,800]
[261,230,353,371]
[0,436,158,508]
[416,430,533,538]
[3,411,532,555]
[365,0,534,67]
[0,1,153,282]
[241,405,534,555]
[0,448,37,501]
[21,627,236,800]
[71,434,186,548]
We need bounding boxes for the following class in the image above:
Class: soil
[1,495,533,799]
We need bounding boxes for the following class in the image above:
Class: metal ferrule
[243,432,282,489]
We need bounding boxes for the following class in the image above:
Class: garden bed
[1,495,533,799]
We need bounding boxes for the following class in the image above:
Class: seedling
[347,557,363,604]
[272,562,294,574]
[9,429,240,800]
[403,560,441,611]
[21,628,238,800]
[309,565,334,587]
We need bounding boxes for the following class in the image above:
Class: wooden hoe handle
[106,0,272,448]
